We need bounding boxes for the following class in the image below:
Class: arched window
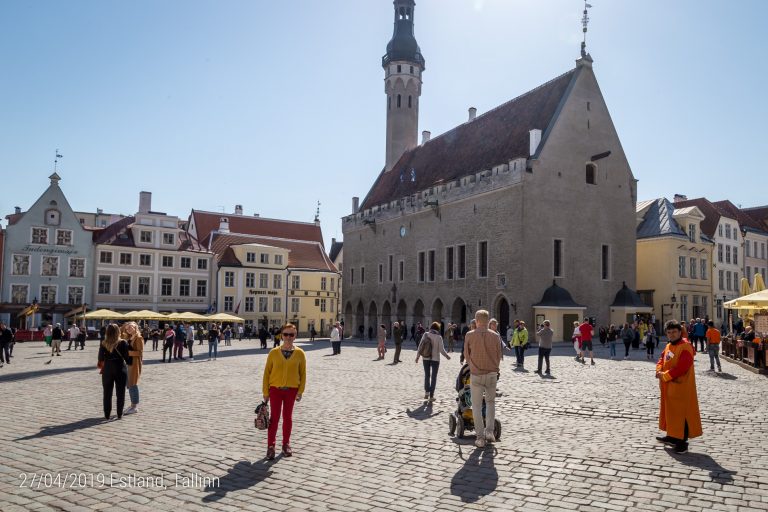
[408,95,412,108]
[397,94,401,108]
[397,64,401,73]
[586,163,597,185]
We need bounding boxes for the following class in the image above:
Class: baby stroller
[448,363,501,440]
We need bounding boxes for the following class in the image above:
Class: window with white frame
[120,253,132,266]
[275,254,283,265]
[688,224,696,243]
[40,285,57,304]
[98,275,111,294]
[259,273,269,288]
[197,259,208,270]
[273,297,282,312]
[718,244,723,263]
[138,277,150,295]
[245,272,255,288]
[726,246,731,264]
[274,274,282,290]
[56,229,72,246]
[163,233,175,245]
[196,280,207,297]
[41,256,58,276]
[32,227,48,244]
[69,258,85,278]
[224,272,235,287]
[291,298,300,313]
[140,254,151,266]
[726,272,732,291]
[690,257,697,279]
[162,256,174,268]
[118,276,131,295]
[678,256,686,278]
[245,297,255,312]
[321,277,327,290]
[292,275,300,289]
[246,252,256,263]
[179,279,190,296]
[180,257,191,269]
[718,270,724,290]
[161,278,172,296]
[734,247,738,265]
[140,231,152,243]
[680,294,688,321]
[260,253,269,264]
[12,255,29,275]
[224,296,234,311]
[320,299,327,312]
[100,251,113,264]
[700,258,707,280]
[258,297,268,312]
[68,286,84,305]
[10,284,28,304]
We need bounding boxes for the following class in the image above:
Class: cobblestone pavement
[1,338,767,511]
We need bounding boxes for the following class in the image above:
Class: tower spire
[581,1,593,58]
[383,0,425,172]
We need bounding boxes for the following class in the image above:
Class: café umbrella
[83,309,125,320]
[724,289,768,310]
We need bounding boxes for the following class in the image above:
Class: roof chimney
[219,217,230,234]
[332,237,336,245]
[139,191,152,214]
[529,129,542,157]
[253,213,260,217]
[421,130,431,144]
[468,107,477,121]
[14,206,21,214]
[234,205,243,215]
[352,197,360,214]
[673,194,688,203]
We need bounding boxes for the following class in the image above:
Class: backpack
[418,333,433,358]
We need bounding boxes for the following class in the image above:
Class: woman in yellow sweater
[262,323,306,460]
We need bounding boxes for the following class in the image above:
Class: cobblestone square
[2,338,767,511]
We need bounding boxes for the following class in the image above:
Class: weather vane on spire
[54,149,63,171]
[315,200,321,223]
[581,1,593,58]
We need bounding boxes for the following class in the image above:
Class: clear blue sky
[1,0,766,247]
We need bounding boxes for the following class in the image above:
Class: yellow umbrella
[207,313,245,322]
[122,310,168,321]
[739,278,753,320]
[724,289,768,309]
[83,309,125,320]
[168,311,208,322]
[753,273,766,293]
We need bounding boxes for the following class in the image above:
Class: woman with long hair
[97,324,131,420]
[123,322,144,415]
[262,323,306,460]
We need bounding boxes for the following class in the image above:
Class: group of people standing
[97,322,144,419]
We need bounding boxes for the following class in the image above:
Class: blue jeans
[128,385,139,405]
[708,344,721,370]
[609,341,617,357]
[514,346,525,366]
[209,339,218,359]
[422,360,439,397]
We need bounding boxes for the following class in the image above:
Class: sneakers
[124,406,138,415]
[624,356,629,360]
[717,367,722,372]
[428,396,435,403]
[485,431,496,443]
[475,436,486,448]
[424,393,429,400]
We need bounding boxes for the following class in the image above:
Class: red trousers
[267,387,298,447]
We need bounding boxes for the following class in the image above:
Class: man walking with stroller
[463,310,502,448]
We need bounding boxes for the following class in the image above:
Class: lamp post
[31,297,38,330]
[661,293,678,329]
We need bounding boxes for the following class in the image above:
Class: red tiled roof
[210,233,337,272]
[191,210,325,248]
[92,216,209,253]
[712,200,767,233]
[673,198,724,238]
[360,68,577,209]
[5,213,23,226]
[742,206,768,231]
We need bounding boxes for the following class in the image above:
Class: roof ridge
[193,209,318,227]
[413,67,577,150]
[215,232,324,246]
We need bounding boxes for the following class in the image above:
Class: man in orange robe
[655,319,702,454]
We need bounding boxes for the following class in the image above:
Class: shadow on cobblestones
[0,365,93,383]
[202,460,272,503]
[15,417,105,441]
[405,402,439,420]
[450,445,498,503]
[666,451,737,483]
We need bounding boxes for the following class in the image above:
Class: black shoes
[655,436,675,445]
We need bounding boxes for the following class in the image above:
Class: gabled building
[188,210,339,335]
[328,238,343,321]
[636,198,714,329]
[92,192,214,314]
[674,196,740,324]
[713,200,768,297]
[342,2,638,337]
[1,173,94,327]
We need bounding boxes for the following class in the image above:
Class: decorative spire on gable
[580,1,593,61]
[49,172,61,186]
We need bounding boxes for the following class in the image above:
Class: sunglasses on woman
[282,332,297,338]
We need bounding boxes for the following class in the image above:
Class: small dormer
[672,206,705,242]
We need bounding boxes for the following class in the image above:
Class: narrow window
[446,247,454,280]
[397,94,401,108]
[388,255,393,282]
[351,268,354,285]
[361,267,365,284]
[601,245,610,280]
[688,224,696,243]
[418,252,425,282]
[586,163,597,185]
[554,240,563,277]
[690,257,697,279]
[428,250,435,281]
[378,264,383,283]
[587,101,591,111]
[478,241,488,278]
[679,256,686,278]
[397,64,401,73]
[399,260,404,281]
[408,95,412,108]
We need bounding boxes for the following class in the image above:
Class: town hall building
[342,0,642,340]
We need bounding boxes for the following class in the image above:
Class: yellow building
[211,231,339,336]
[636,199,714,330]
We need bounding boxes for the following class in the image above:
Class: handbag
[254,401,270,430]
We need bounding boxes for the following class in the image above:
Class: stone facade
[343,54,637,338]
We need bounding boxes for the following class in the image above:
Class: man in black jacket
[0,322,13,365]
[51,323,64,356]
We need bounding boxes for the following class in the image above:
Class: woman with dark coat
[97,324,131,420]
